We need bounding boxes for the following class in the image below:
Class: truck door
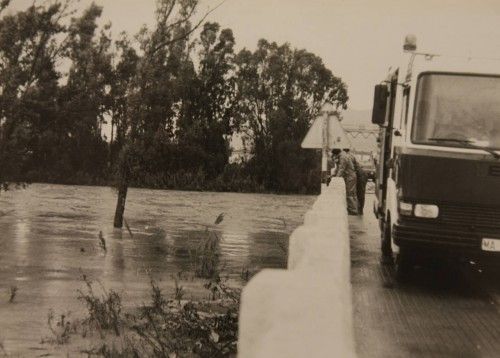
[374,70,398,221]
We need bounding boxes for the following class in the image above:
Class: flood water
[0,184,315,355]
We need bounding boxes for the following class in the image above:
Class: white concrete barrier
[238,178,356,358]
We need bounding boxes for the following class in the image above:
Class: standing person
[344,149,367,215]
[332,148,358,215]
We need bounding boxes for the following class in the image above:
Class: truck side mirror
[371,84,389,126]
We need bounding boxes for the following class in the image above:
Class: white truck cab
[372,35,500,277]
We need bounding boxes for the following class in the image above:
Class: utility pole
[321,111,330,192]
[321,110,340,192]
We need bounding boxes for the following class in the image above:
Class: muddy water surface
[0,184,314,355]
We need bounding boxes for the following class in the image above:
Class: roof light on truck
[403,34,417,52]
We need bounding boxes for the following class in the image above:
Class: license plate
[482,238,500,252]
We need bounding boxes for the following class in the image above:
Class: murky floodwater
[0,184,314,355]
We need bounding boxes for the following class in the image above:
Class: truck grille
[438,204,500,230]
[489,165,500,177]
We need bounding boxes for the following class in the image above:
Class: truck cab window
[412,73,500,149]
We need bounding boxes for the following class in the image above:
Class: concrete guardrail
[238,178,356,358]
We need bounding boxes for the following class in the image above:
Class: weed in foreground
[42,310,78,345]
[128,279,239,357]
[40,212,245,356]
[77,276,122,337]
[8,285,17,303]
[99,231,107,252]
[240,267,251,283]
[204,274,240,303]
[40,274,241,357]
[173,276,185,303]
[191,213,233,279]
[192,231,221,279]
[81,336,140,358]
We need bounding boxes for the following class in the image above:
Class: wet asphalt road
[351,195,500,358]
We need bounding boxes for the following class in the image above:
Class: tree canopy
[0,0,348,196]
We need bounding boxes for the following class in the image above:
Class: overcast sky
[10,0,500,110]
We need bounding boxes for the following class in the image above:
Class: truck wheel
[395,248,414,282]
[381,217,393,265]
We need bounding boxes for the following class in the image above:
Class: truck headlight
[399,202,413,216]
[414,204,439,218]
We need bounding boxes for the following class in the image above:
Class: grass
[185,212,226,279]
[193,231,221,279]
[43,275,240,357]
[77,277,122,337]
[43,310,79,345]
[240,267,251,283]
[129,278,239,357]
[173,276,185,303]
[99,231,107,252]
[8,285,17,303]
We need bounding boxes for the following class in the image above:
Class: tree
[113,0,213,228]
[109,33,139,166]
[234,40,348,192]
[55,3,114,183]
[0,0,348,210]
[176,22,237,178]
[16,3,115,184]
[0,0,74,189]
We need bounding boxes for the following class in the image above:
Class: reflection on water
[0,184,314,354]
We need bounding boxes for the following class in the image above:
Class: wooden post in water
[113,183,128,228]
[113,145,130,229]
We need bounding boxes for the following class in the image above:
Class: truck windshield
[412,73,500,150]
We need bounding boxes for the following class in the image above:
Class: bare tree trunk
[113,182,128,228]
[108,118,114,167]
[110,119,114,145]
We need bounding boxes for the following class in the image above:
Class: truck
[353,151,376,181]
[372,35,500,278]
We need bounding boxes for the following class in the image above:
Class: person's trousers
[344,176,359,214]
[357,178,367,214]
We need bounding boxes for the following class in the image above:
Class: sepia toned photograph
[1,0,500,357]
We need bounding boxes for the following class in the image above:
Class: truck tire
[395,247,414,282]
